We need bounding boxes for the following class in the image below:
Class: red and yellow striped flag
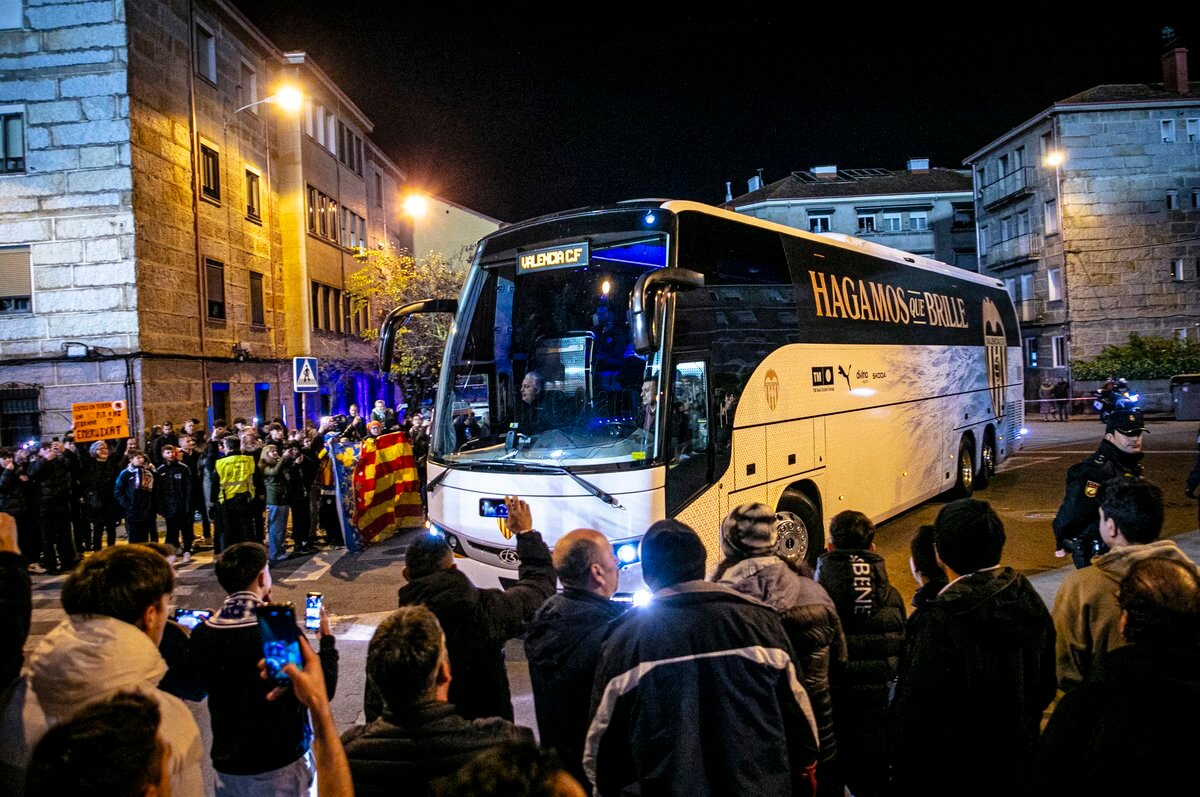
[353,431,423,544]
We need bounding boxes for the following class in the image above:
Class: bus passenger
[519,371,548,434]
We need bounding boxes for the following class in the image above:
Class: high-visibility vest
[215,455,256,502]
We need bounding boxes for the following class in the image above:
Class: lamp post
[1044,145,1070,416]
[222,85,304,131]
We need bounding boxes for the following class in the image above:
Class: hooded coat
[1052,538,1196,691]
[524,588,625,785]
[714,556,847,765]
[891,567,1056,797]
[0,615,204,797]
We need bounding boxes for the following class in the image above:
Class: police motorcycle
[1094,378,1139,423]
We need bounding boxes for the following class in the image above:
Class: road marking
[283,554,334,582]
[333,612,394,641]
[999,457,1059,472]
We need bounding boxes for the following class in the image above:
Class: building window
[310,282,321,329]
[341,209,365,250]
[1051,335,1067,368]
[1172,258,1186,281]
[1013,146,1025,170]
[1193,189,1200,209]
[998,154,1009,176]
[1175,328,1189,341]
[194,21,217,84]
[303,99,314,138]
[1167,190,1179,211]
[375,173,383,207]
[1187,118,1198,143]
[883,213,902,232]
[1040,131,1053,160]
[199,142,220,202]
[857,214,876,232]
[808,214,831,233]
[979,225,989,251]
[314,105,327,147]
[1161,119,1176,143]
[245,169,260,220]
[0,246,31,315]
[909,212,928,231]
[1048,267,1063,302]
[342,293,352,334]
[239,60,258,112]
[305,185,339,243]
[206,259,225,319]
[249,271,265,326]
[1044,198,1059,236]
[0,110,24,174]
[1024,338,1038,369]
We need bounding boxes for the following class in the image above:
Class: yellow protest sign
[72,400,129,443]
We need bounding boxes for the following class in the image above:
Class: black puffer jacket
[80,450,123,521]
[714,556,847,764]
[26,455,72,501]
[815,549,906,771]
[891,567,1055,797]
[0,466,27,515]
[341,701,533,797]
[154,461,191,517]
[395,531,555,721]
[524,588,626,785]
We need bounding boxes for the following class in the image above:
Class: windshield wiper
[505,462,625,510]
[427,460,623,510]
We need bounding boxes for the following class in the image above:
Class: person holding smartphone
[182,542,339,794]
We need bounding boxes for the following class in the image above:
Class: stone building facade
[0,0,498,444]
[965,46,1200,394]
[727,160,977,271]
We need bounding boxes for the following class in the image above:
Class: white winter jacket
[0,615,204,796]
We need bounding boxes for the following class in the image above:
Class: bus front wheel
[775,489,823,568]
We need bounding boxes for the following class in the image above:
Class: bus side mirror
[630,269,704,355]
[378,299,459,376]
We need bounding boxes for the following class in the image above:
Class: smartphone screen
[172,608,212,631]
[479,497,509,518]
[256,603,301,686]
[305,592,323,631]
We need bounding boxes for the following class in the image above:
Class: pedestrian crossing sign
[293,357,319,393]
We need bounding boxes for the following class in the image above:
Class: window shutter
[0,247,31,297]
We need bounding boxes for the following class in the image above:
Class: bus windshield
[433,231,669,469]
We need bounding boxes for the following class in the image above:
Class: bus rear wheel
[975,431,996,490]
[950,437,975,499]
[775,489,823,568]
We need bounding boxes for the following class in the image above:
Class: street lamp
[402,192,429,219]
[223,84,304,130]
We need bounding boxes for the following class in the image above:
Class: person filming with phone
[182,542,339,795]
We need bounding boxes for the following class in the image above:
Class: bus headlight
[616,543,639,566]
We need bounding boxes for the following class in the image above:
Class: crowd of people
[0,461,1198,794]
[0,400,432,576]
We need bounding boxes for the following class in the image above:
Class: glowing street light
[1044,150,1066,168]
[402,193,429,218]
[224,84,304,129]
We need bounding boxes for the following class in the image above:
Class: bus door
[665,356,713,514]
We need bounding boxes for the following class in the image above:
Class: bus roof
[659,200,1004,290]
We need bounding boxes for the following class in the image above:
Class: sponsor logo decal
[837,365,852,391]
[498,548,520,566]
[983,297,1007,421]
[497,517,513,540]
[765,370,780,410]
[812,366,835,393]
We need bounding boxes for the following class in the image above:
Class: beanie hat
[720,503,778,559]
[934,498,1005,575]
[640,519,707,590]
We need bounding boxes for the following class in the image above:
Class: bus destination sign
[518,242,590,273]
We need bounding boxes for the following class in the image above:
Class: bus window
[666,359,711,514]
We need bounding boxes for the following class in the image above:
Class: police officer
[1052,408,1147,568]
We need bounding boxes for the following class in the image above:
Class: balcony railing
[983,232,1042,268]
[1015,299,1043,324]
[856,224,933,236]
[980,166,1034,209]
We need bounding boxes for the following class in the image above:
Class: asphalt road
[873,417,1200,607]
[20,416,1199,793]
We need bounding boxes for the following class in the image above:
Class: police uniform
[1052,410,1146,568]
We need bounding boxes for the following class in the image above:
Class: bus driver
[519,371,548,433]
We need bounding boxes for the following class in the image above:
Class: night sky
[228,5,1194,223]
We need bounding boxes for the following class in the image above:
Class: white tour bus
[380,201,1024,597]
